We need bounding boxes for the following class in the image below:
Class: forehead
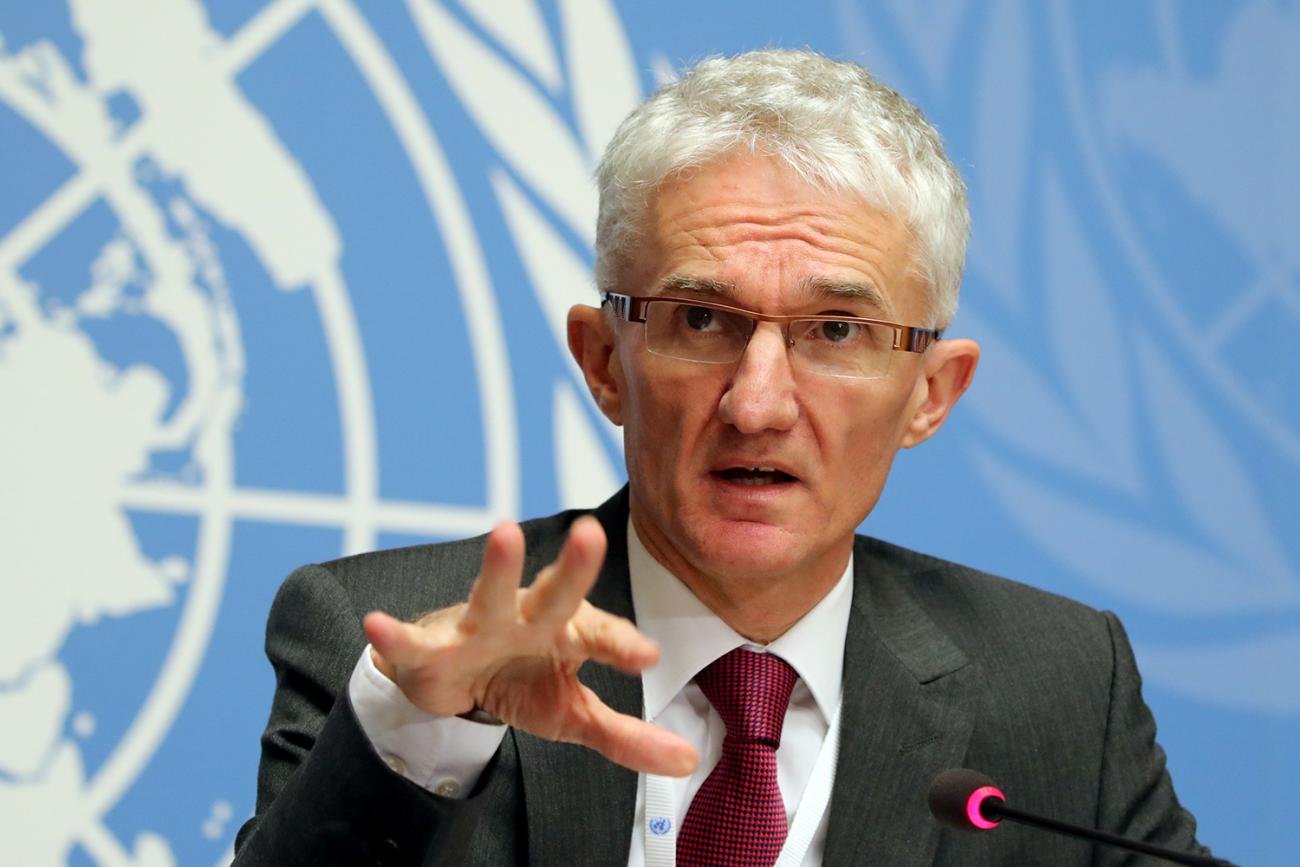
[628,153,926,320]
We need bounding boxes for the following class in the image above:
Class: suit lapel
[515,490,642,865]
[823,538,981,867]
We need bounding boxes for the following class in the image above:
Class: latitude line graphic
[120,482,498,538]
[1205,264,1298,350]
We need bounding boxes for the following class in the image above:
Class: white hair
[595,49,968,327]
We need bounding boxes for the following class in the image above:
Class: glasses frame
[601,291,942,377]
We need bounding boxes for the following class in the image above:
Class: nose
[716,323,799,434]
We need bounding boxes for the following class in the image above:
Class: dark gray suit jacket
[233,488,1207,865]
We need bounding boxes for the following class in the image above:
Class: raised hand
[362,516,697,777]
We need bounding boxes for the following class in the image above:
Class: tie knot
[695,648,798,747]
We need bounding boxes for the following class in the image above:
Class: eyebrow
[654,274,890,315]
[655,275,735,299]
[799,276,889,315]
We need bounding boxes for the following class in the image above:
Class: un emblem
[836,1,1300,715]
[0,0,630,862]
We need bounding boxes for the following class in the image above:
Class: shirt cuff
[348,645,507,799]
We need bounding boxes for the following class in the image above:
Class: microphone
[927,768,1235,867]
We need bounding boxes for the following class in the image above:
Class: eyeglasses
[601,292,941,381]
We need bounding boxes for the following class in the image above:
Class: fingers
[464,522,526,626]
[521,517,607,624]
[363,609,429,675]
[569,684,699,777]
[571,607,661,674]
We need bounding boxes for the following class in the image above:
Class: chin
[685,518,810,579]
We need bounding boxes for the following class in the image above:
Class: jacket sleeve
[1094,611,1213,865]
[230,563,501,866]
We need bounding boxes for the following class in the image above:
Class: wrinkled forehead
[626,154,927,321]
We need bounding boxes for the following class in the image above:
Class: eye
[817,320,859,342]
[682,305,716,331]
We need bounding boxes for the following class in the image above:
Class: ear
[567,303,625,426]
[901,338,979,448]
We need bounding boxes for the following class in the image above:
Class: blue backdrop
[1,2,1296,864]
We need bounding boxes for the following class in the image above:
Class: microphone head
[928,768,1006,831]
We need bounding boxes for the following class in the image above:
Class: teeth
[718,466,790,485]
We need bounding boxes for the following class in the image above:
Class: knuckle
[518,589,542,622]
[415,603,461,626]
[587,616,611,642]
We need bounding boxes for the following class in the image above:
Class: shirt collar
[627,518,852,724]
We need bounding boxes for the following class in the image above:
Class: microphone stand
[982,798,1236,867]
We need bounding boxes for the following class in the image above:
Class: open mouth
[715,466,798,486]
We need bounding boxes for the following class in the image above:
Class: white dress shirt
[626,522,851,867]
[349,520,852,866]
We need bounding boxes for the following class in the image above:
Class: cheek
[824,388,916,481]
[840,425,890,480]
[624,370,721,472]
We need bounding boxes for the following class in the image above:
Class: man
[234,49,1209,865]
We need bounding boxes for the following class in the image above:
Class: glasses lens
[645,302,752,363]
[789,318,894,379]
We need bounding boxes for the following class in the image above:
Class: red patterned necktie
[677,648,799,867]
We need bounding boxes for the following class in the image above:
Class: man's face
[576,152,974,602]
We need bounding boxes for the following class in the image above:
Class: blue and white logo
[1,2,1295,865]
[0,0,628,862]
[955,2,1300,716]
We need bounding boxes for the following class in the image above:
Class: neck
[630,511,851,644]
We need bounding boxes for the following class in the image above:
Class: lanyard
[642,699,843,867]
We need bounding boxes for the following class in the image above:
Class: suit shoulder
[857,534,1101,613]
[854,534,1113,654]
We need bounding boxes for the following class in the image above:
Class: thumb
[363,610,425,677]
[567,684,698,777]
